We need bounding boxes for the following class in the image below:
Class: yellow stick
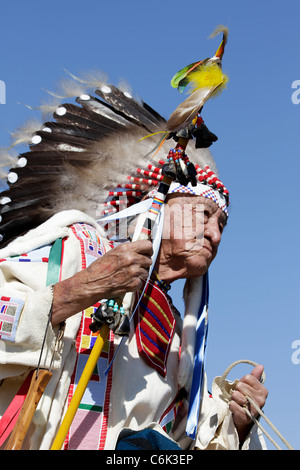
[51,324,109,450]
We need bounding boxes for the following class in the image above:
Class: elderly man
[49,190,267,449]
[0,81,267,450]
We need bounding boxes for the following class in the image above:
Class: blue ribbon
[185,272,209,439]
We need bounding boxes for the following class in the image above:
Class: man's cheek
[183,239,205,254]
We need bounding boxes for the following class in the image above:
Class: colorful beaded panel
[63,223,115,450]
[0,296,24,342]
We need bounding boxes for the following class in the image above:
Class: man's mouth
[203,244,212,254]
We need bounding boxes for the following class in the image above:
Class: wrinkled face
[159,194,227,279]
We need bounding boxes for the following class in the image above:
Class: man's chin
[186,259,211,278]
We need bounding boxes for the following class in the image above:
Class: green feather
[170,60,206,93]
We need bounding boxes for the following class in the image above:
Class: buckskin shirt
[0,210,266,450]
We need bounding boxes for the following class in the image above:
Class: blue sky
[0,0,299,450]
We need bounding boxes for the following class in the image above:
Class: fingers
[124,242,153,286]
[117,240,153,269]
[231,390,248,408]
[116,243,153,282]
[230,365,269,437]
[96,240,154,296]
[250,364,264,382]
[131,239,153,256]
[52,240,154,323]
[229,399,252,427]
[130,241,153,269]
[236,366,267,405]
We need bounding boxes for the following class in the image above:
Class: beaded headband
[102,158,229,220]
[168,161,229,216]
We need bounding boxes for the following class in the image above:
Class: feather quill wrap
[170,25,228,94]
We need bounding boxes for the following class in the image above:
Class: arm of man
[229,364,268,445]
[51,240,153,327]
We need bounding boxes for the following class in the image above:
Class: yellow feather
[137,130,167,142]
[187,63,229,94]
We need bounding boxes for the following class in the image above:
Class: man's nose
[204,218,222,246]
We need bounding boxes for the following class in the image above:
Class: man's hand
[51,240,153,326]
[84,240,153,299]
[229,364,268,445]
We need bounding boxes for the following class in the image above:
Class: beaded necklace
[151,269,171,294]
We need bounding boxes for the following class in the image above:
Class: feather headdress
[0,73,218,246]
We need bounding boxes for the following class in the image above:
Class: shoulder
[0,210,107,258]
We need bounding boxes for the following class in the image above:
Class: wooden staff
[5,369,52,450]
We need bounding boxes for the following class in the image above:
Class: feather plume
[5,120,43,150]
[209,24,229,43]
[42,79,87,101]
[166,73,227,132]
[170,25,228,96]
[63,69,109,90]
[170,60,205,93]
[187,63,228,93]
[166,26,229,133]
[0,150,19,171]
